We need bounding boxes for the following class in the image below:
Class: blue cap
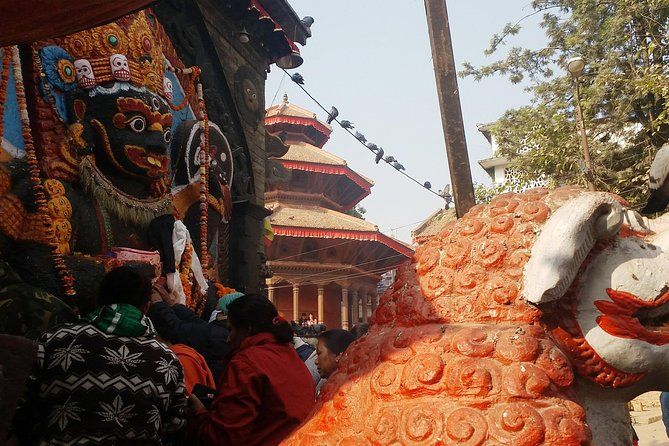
[217,292,244,314]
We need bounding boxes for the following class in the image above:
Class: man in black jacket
[148,284,233,381]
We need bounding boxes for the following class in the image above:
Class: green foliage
[474,182,507,204]
[461,0,669,208]
[345,205,367,219]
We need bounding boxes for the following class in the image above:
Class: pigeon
[301,16,314,37]
[326,106,339,124]
[290,73,304,85]
[366,142,378,152]
[438,184,451,198]
[384,155,396,163]
[642,143,669,214]
[392,161,405,171]
[340,120,354,129]
[374,147,384,164]
[354,132,367,143]
[423,181,432,189]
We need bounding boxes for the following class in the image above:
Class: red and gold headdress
[61,11,167,96]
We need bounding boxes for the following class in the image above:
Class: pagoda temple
[264,95,414,329]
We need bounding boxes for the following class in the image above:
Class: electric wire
[270,251,409,284]
[267,260,407,291]
[269,217,427,263]
[281,68,448,202]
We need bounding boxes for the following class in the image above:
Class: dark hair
[349,323,369,340]
[318,329,355,355]
[98,266,152,309]
[227,293,293,343]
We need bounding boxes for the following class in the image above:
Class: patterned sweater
[14,315,187,445]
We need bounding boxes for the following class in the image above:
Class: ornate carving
[285,186,669,445]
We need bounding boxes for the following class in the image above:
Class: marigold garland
[214,283,237,298]
[179,238,194,308]
[11,46,77,299]
[197,81,210,279]
[167,66,201,112]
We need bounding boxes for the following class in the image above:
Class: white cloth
[168,220,209,305]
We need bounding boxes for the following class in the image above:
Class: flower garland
[214,283,237,298]
[0,48,11,148]
[197,82,210,279]
[179,238,194,308]
[11,46,76,299]
[166,65,201,112]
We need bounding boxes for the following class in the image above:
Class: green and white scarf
[85,303,156,337]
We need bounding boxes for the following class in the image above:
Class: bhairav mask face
[110,54,131,82]
[74,59,96,89]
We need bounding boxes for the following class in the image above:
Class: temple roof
[411,207,457,244]
[281,141,347,166]
[265,95,332,147]
[269,203,378,231]
[268,203,415,259]
[267,141,374,210]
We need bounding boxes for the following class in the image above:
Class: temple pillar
[371,292,378,313]
[267,285,275,305]
[362,292,369,323]
[341,287,349,329]
[317,286,324,323]
[292,284,300,322]
[351,290,359,325]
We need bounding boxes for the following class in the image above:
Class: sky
[265,0,547,243]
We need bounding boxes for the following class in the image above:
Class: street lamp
[567,56,596,191]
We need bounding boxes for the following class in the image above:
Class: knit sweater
[14,312,186,445]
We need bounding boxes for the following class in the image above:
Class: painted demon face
[575,234,669,381]
[86,89,173,194]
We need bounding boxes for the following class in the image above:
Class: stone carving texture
[283,187,593,445]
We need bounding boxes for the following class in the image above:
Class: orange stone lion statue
[284,186,669,446]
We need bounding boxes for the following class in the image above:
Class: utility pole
[424,0,475,217]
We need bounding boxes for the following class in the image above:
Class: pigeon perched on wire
[366,142,378,152]
[301,16,314,30]
[290,73,304,85]
[642,143,669,214]
[354,132,367,143]
[392,161,405,171]
[374,147,384,164]
[326,106,339,124]
[423,181,432,189]
[384,155,396,163]
[340,120,354,129]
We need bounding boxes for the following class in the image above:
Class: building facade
[264,96,414,329]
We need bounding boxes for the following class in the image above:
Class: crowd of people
[6,267,362,446]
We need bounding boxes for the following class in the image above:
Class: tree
[461,0,669,208]
[345,204,367,219]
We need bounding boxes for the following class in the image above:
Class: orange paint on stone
[281,187,625,445]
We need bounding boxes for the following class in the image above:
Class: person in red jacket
[187,293,315,446]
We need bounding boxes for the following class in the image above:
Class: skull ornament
[163,77,173,101]
[110,54,131,82]
[74,59,96,89]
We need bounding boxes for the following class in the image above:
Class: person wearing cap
[148,281,243,381]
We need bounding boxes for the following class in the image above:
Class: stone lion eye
[163,128,172,144]
[128,116,146,133]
